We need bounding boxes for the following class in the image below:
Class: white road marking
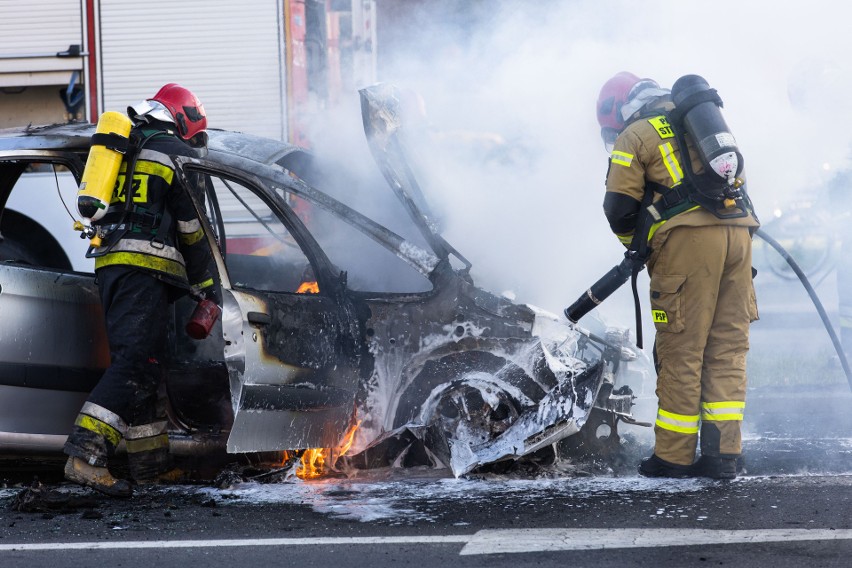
[1,528,850,554]
[459,528,852,555]
[0,535,470,551]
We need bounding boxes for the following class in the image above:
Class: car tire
[392,351,545,430]
[0,235,41,265]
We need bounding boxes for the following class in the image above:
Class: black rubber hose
[755,227,852,392]
[565,254,637,324]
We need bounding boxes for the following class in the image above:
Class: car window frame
[174,158,335,296]
[0,150,90,274]
[0,150,84,206]
[174,153,443,299]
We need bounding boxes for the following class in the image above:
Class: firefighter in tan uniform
[596,72,759,479]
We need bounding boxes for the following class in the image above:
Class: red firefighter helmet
[596,72,642,147]
[130,83,207,141]
[597,72,666,148]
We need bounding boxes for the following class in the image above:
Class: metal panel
[0,0,82,56]
[0,0,84,87]
[99,0,287,140]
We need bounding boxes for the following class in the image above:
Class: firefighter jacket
[89,126,214,293]
[603,100,758,247]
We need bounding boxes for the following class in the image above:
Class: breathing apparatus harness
[646,104,753,227]
[83,126,173,258]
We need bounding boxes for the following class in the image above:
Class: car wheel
[558,406,621,458]
[393,351,545,431]
[420,374,524,447]
[0,236,41,265]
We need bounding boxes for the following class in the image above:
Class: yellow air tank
[76,111,132,224]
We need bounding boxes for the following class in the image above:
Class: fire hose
[564,228,852,393]
[754,228,852,391]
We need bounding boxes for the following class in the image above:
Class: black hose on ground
[755,227,852,392]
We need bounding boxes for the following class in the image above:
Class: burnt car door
[172,158,364,453]
[0,152,108,451]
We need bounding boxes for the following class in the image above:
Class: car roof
[0,122,94,151]
[0,121,441,275]
[0,122,311,171]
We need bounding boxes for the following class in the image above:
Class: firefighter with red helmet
[596,72,759,479]
[64,84,218,496]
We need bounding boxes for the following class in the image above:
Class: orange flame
[298,448,326,479]
[296,281,319,294]
[337,419,362,457]
[295,419,362,480]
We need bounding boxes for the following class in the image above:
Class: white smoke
[309,0,852,332]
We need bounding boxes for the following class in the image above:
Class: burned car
[0,86,647,478]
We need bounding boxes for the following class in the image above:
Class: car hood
[359,83,471,271]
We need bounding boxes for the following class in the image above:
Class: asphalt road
[0,468,849,567]
[0,383,850,568]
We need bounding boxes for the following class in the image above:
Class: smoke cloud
[301,1,852,446]
[309,0,852,330]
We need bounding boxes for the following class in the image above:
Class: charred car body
[0,86,647,478]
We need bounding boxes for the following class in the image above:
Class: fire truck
[0,0,377,269]
[0,0,377,142]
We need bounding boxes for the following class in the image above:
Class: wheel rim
[422,374,525,447]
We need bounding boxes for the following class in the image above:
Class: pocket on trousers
[748,280,759,322]
[650,273,687,333]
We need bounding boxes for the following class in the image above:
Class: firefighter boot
[689,455,737,480]
[696,422,738,479]
[638,454,693,478]
[64,456,133,498]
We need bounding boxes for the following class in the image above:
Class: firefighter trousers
[63,266,172,480]
[647,224,758,466]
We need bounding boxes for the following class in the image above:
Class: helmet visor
[127,99,174,125]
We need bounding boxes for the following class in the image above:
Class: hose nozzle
[565,252,643,323]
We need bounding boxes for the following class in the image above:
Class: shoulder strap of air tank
[89,132,130,154]
[662,108,705,193]
[121,128,144,215]
[121,127,169,214]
